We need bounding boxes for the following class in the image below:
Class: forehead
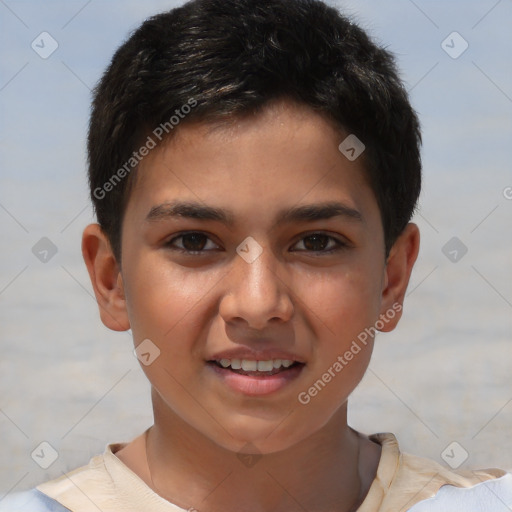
[124,100,378,229]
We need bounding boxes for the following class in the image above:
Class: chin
[209,413,312,455]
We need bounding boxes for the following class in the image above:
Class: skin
[82,99,420,512]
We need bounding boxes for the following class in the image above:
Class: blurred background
[1,0,511,493]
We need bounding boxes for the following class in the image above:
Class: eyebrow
[145,200,363,226]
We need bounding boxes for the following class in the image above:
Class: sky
[1,0,511,492]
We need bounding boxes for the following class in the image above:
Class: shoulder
[396,449,511,511]
[0,489,71,512]
[406,472,512,511]
[368,433,511,512]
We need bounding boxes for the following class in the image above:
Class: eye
[164,231,347,255]
[165,232,220,254]
[291,233,347,253]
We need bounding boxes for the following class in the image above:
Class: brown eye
[303,234,330,251]
[165,232,219,253]
[180,233,208,251]
[291,233,346,253]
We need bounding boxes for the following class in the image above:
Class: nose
[218,242,294,330]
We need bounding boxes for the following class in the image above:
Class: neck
[143,390,379,512]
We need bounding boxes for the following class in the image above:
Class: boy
[2,0,511,510]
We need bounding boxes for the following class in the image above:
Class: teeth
[241,360,257,371]
[257,360,273,371]
[230,359,242,370]
[216,358,296,371]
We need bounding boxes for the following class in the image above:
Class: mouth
[208,358,303,375]
[206,358,305,395]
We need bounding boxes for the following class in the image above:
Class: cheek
[123,258,220,402]
[123,253,226,348]
[295,263,382,397]
[300,263,384,337]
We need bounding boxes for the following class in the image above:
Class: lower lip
[207,363,304,396]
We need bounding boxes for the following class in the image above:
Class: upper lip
[208,347,306,364]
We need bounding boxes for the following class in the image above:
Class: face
[84,100,418,454]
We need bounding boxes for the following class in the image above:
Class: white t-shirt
[1,432,511,511]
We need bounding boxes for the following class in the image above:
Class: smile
[216,358,295,372]
[207,359,305,395]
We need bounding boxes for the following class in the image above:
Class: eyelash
[164,231,347,255]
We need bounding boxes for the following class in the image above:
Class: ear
[378,223,420,332]
[81,223,130,332]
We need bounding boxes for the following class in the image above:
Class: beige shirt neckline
[36,432,400,511]
[36,432,502,512]
[106,433,400,511]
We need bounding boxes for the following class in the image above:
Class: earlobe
[81,224,130,332]
[378,223,420,332]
